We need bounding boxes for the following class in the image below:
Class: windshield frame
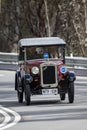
[23,45,65,61]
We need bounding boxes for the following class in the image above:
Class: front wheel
[68,82,74,103]
[17,75,23,103]
[60,93,65,100]
[17,91,23,103]
[25,84,31,105]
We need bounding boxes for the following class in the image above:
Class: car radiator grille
[42,66,56,84]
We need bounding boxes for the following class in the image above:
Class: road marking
[0,106,21,130]
[23,115,32,120]
[0,110,11,128]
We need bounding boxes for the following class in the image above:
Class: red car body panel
[26,59,64,81]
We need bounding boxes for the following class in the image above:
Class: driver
[34,47,43,59]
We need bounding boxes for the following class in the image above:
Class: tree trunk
[72,0,86,57]
[0,0,1,13]
[44,0,51,37]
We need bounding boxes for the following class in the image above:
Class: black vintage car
[15,37,76,105]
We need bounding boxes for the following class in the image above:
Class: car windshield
[26,46,64,60]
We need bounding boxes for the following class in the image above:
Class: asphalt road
[0,70,87,130]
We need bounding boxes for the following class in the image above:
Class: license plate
[42,89,58,95]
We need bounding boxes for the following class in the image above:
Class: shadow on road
[0,98,68,107]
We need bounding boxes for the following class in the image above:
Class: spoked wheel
[68,82,74,103]
[60,93,65,100]
[25,84,31,105]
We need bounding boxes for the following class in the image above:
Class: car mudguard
[68,71,76,82]
[24,73,33,84]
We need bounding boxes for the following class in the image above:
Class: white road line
[0,106,21,130]
[0,110,11,128]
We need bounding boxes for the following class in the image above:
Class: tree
[0,0,87,56]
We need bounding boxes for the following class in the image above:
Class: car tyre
[25,84,31,105]
[15,73,17,90]
[60,93,65,100]
[17,91,23,103]
[17,75,23,103]
[68,82,74,103]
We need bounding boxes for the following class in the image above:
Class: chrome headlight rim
[60,66,68,74]
[31,66,39,74]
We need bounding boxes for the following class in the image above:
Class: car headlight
[31,67,39,74]
[60,66,68,74]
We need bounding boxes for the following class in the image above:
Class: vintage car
[15,37,76,105]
